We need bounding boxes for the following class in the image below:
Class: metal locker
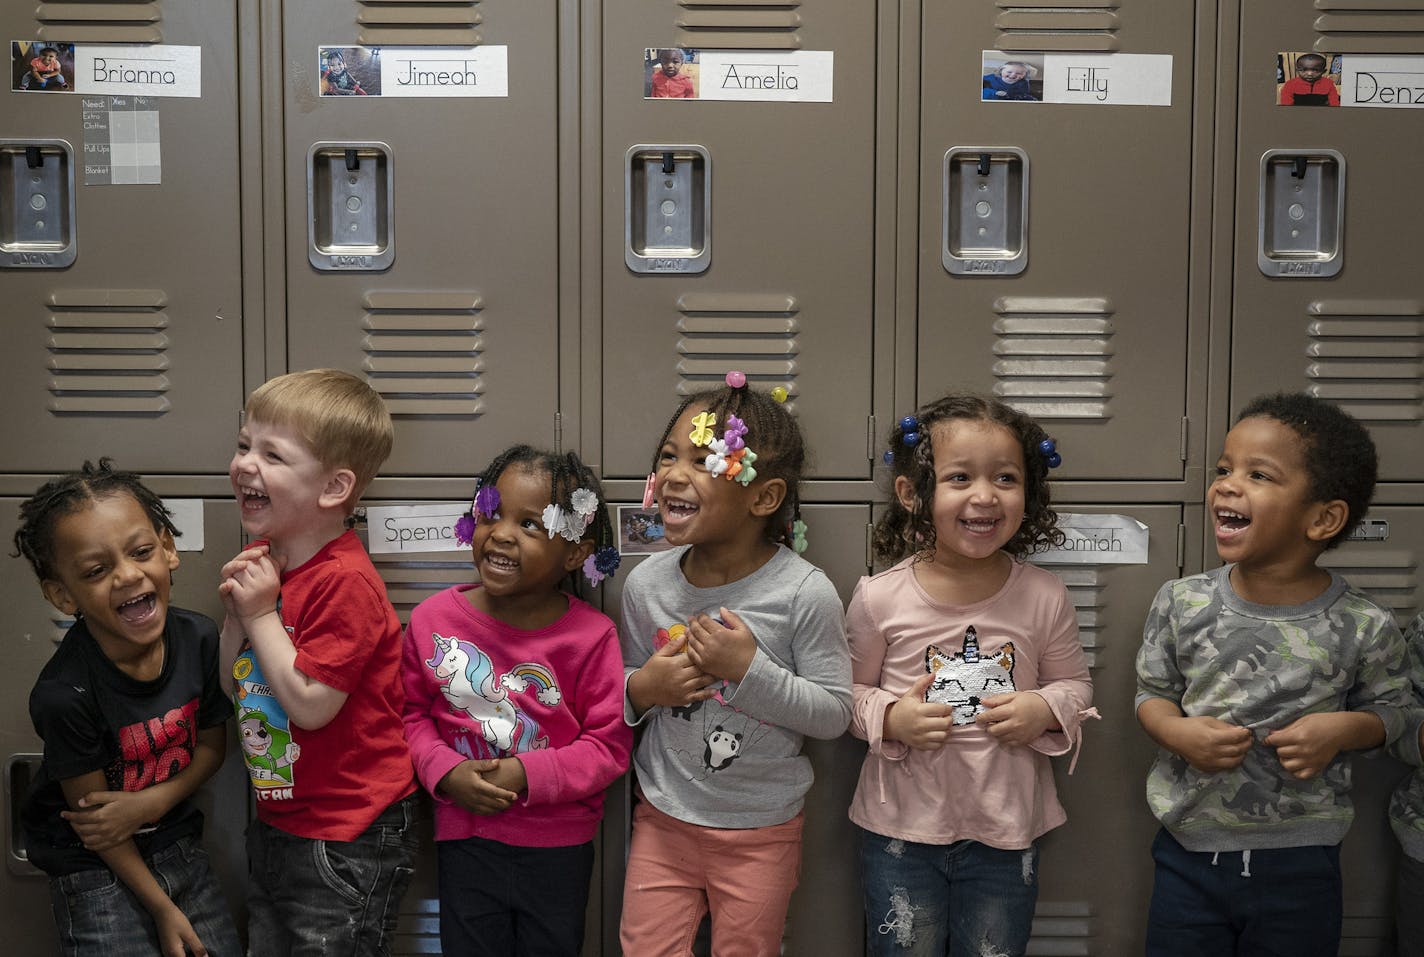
[1323,506,1424,957]
[278,0,566,477]
[597,0,882,482]
[912,0,1214,482]
[1,3,246,473]
[601,503,871,956]
[0,495,248,951]
[1030,504,1194,957]
[1225,0,1424,482]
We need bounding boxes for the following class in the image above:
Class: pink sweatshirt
[848,558,1093,850]
[402,585,632,847]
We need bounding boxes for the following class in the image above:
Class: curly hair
[12,458,178,582]
[469,445,616,595]
[873,393,1062,564]
[648,382,808,547]
[1235,392,1377,550]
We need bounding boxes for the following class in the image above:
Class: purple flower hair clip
[582,545,623,587]
[454,513,476,546]
[474,484,501,519]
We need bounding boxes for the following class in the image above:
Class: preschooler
[1136,392,1412,957]
[1280,52,1340,106]
[14,459,240,957]
[401,446,632,956]
[220,369,417,956]
[848,393,1093,957]
[982,60,1036,100]
[619,372,853,955]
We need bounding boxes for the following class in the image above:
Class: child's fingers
[905,672,936,699]
[653,635,688,657]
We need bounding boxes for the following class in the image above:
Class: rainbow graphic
[500,663,561,707]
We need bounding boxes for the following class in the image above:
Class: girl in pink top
[848,394,1094,957]
[401,446,632,957]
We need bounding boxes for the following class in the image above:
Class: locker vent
[1321,550,1420,623]
[36,3,162,44]
[1304,299,1424,424]
[45,291,172,416]
[1314,5,1424,54]
[356,0,482,47]
[370,552,473,623]
[991,296,1115,420]
[1029,901,1093,955]
[993,2,1120,54]
[361,291,485,418]
[675,293,799,404]
[1050,567,1103,670]
[394,896,441,954]
[674,0,803,50]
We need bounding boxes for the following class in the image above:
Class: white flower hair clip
[542,486,601,542]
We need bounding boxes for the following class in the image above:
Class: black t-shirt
[23,606,231,875]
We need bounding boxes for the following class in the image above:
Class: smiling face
[906,420,1026,567]
[1209,415,1330,571]
[230,416,346,550]
[41,493,179,672]
[999,63,1027,83]
[469,465,586,602]
[653,405,755,549]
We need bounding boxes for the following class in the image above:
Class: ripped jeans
[858,828,1038,957]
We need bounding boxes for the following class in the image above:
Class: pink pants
[620,797,804,957]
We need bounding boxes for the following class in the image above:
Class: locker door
[1,5,244,473]
[1323,506,1424,956]
[599,0,880,480]
[602,503,871,956]
[281,1,563,476]
[1032,504,1191,956]
[1228,1,1424,481]
[1,496,246,952]
[915,1,1209,481]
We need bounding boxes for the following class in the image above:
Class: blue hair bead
[900,415,918,432]
[903,431,920,448]
[882,449,894,465]
[1038,438,1056,455]
[1047,452,1062,468]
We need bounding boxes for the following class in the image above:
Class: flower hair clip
[789,518,808,554]
[543,486,601,543]
[1038,438,1063,469]
[454,483,502,545]
[582,546,622,587]
[690,411,717,447]
[704,413,758,484]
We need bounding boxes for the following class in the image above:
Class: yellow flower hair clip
[690,411,717,447]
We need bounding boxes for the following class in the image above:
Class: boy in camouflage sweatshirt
[1135,393,1412,957]
[1389,613,1424,957]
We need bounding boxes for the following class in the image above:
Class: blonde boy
[220,369,416,956]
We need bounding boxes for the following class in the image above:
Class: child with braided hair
[618,372,852,956]
[401,445,631,957]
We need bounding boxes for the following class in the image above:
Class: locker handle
[662,151,675,175]
[977,153,991,177]
[1292,156,1307,179]
[345,148,360,172]
[5,753,43,875]
[25,146,41,169]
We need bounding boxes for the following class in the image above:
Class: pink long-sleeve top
[402,585,632,846]
[848,557,1093,850]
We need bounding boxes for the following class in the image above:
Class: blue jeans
[50,835,241,956]
[1146,827,1342,957]
[246,794,419,957]
[859,827,1038,957]
[437,835,594,956]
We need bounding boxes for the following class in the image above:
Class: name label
[1341,56,1424,109]
[75,45,201,97]
[697,51,834,103]
[379,47,509,98]
[366,502,471,554]
[1034,513,1150,565]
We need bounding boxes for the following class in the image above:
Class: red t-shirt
[231,531,414,840]
[651,71,695,98]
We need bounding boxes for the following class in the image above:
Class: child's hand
[1264,713,1351,779]
[155,902,207,957]
[1168,716,1253,773]
[976,691,1056,747]
[220,552,282,622]
[61,789,158,851]
[629,634,719,712]
[437,759,518,815]
[884,673,956,751]
[483,757,528,797]
[686,608,757,683]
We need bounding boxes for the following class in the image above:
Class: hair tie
[725,370,747,390]
[1039,437,1062,469]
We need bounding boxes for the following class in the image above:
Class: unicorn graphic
[427,632,560,755]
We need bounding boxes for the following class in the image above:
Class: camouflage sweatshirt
[1388,615,1424,862]
[1136,565,1411,852]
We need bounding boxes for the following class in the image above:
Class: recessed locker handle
[1257,149,1345,278]
[307,142,395,271]
[625,144,711,275]
[942,147,1029,277]
[1,139,77,269]
[5,753,44,875]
